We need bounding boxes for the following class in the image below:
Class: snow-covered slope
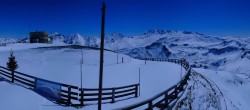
[178,68,250,110]
[0,45,185,110]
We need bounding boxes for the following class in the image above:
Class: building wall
[30,32,49,43]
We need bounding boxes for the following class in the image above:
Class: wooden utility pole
[98,2,106,110]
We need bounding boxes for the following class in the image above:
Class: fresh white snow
[1,29,250,110]
[0,43,185,110]
[194,68,250,110]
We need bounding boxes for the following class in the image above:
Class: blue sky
[0,0,250,38]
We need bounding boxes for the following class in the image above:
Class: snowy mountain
[1,30,250,110]
[19,38,30,43]
[0,38,18,45]
[2,29,250,77]
[127,42,171,58]
[102,30,250,78]
[49,32,65,43]
[64,34,85,45]
[85,37,100,47]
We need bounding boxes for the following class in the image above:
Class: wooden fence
[0,66,36,89]
[79,84,139,106]
[119,58,191,110]
[0,66,139,107]
[0,58,190,109]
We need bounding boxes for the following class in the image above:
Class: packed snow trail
[194,69,250,110]
[177,71,227,110]
[194,71,227,110]
[176,68,250,110]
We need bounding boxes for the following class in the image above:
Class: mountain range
[1,29,250,78]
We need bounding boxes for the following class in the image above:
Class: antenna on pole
[98,2,106,110]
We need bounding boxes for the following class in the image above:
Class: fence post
[11,70,14,83]
[80,88,84,106]
[68,86,71,105]
[112,88,115,103]
[148,101,153,110]
[183,76,188,85]
[179,83,183,91]
[164,92,169,107]
[34,78,37,90]
[175,86,178,98]
[135,84,138,97]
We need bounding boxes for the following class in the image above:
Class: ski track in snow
[194,71,228,110]
[176,64,250,110]
[178,71,229,110]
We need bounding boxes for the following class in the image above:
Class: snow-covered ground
[0,43,185,110]
[1,29,250,110]
[194,68,250,110]
[178,68,250,110]
[2,29,250,77]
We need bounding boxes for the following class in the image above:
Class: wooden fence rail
[78,84,139,106]
[0,66,36,89]
[119,58,191,110]
[0,58,191,109]
[0,66,139,107]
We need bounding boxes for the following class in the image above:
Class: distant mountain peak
[65,34,85,45]
[143,29,180,35]
[0,38,18,44]
[182,31,204,35]
[49,32,65,43]
[143,29,205,36]
[109,33,125,38]
[144,29,167,35]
